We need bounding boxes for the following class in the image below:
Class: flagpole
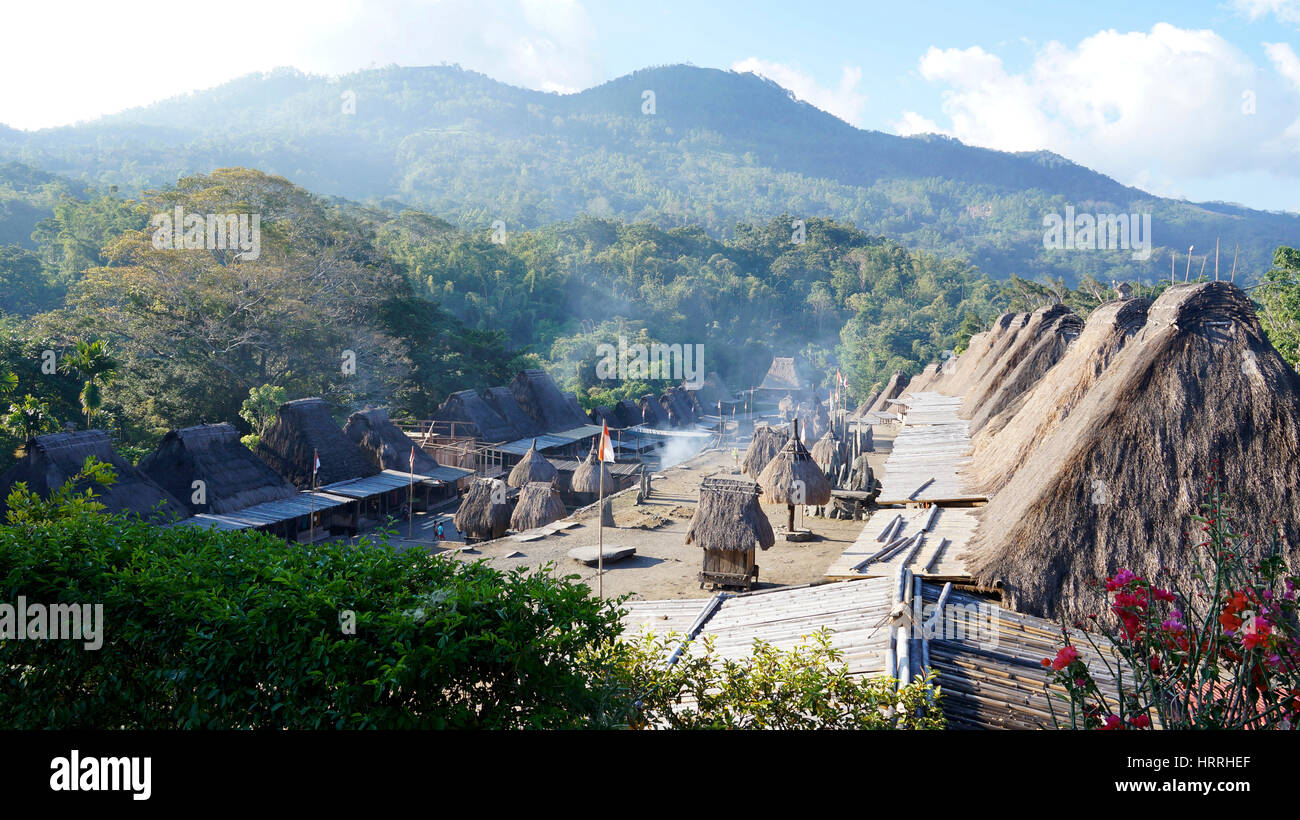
[597,464,604,599]
[408,447,415,540]
[310,448,317,544]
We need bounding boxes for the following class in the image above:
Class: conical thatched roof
[759,357,807,392]
[685,477,775,552]
[571,442,613,494]
[138,423,296,515]
[343,409,441,474]
[961,304,1084,435]
[510,481,566,531]
[256,398,379,489]
[964,283,1300,622]
[757,429,832,506]
[810,430,840,469]
[454,478,511,541]
[742,424,788,478]
[867,371,911,414]
[0,430,187,522]
[507,440,559,488]
[966,298,1150,494]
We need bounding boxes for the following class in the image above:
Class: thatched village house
[639,392,670,428]
[756,356,812,405]
[506,440,559,488]
[687,477,775,590]
[757,421,832,532]
[687,371,742,416]
[454,478,511,542]
[866,371,911,415]
[961,283,1300,622]
[510,481,566,532]
[0,430,188,523]
[258,398,379,490]
[434,389,521,442]
[138,423,296,515]
[343,408,472,507]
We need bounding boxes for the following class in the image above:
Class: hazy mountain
[1,64,1295,283]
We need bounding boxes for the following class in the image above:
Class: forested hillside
[2,65,1295,286]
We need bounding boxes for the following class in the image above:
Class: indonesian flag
[409,446,416,473]
[598,421,615,463]
[313,449,320,476]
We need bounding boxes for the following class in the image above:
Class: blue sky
[3,0,1299,211]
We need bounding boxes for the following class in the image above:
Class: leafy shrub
[0,509,628,729]
[1045,475,1300,729]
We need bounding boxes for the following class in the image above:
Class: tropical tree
[59,339,119,429]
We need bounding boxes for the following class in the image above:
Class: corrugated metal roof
[172,491,353,531]
[422,464,475,483]
[495,433,575,456]
[321,469,442,499]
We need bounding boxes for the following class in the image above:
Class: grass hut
[741,424,788,478]
[661,388,695,428]
[433,389,518,442]
[507,439,559,487]
[454,478,510,542]
[757,420,832,532]
[138,423,296,515]
[639,393,670,428]
[963,283,1300,622]
[851,390,880,418]
[510,369,590,431]
[908,362,941,393]
[589,405,618,427]
[0,430,187,522]
[256,398,379,489]
[510,481,566,531]
[614,399,643,428]
[686,477,775,590]
[961,304,1083,435]
[482,385,542,439]
[343,408,442,473]
[571,442,613,496]
[810,430,841,472]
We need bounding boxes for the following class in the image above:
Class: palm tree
[60,340,119,429]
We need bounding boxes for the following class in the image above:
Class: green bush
[0,512,628,729]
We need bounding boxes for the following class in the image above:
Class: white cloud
[1234,0,1300,24]
[899,24,1300,193]
[731,58,868,126]
[0,0,603,130]
[894,110,945,136]
[1265,42,1300,91]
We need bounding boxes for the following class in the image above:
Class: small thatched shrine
[741,424,788,478]
[686,477,775,590]
[343,408,441,474]
[510,481,566,532]
[0,430,188,522]
[138,422,296,515]
[507,439,559,488]
[757,421,832,532]
[454,478,511,542]
[810,430,841,472]
[571,442,613,496]
[257,398,379,489]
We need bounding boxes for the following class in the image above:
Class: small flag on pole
[313,449,320,476]
[410,446,415,472]
[598,421,615,463]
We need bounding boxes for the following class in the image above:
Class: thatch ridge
[685,477,775,552]
[139,422,296,515]
[759,357,805,392]
[343,408,441,474]
[510,481,567,531]
[434,389,517,442]
[510,369,590,431]
[454,478,511,540]
[256,398,379,489]
[482,386,542,439]
[868,371,911,414]
[639,393,669,428]
[931,312,1027,395]
[963,283,1300,622]
[0,430,187,521]
[965,298,1150,495]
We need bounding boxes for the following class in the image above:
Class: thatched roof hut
[961,304,1083,435]
[686,477,775,553]
[614,399,643,428]
[343,409,441,473]
[688,372,737,412]
[454,478,511,541]
[759,357,808,393]
[908,362,941,393]
[934,312,1030,396]
[256,398,379,489]
[867,371,911,414]
[810,430,841,470]
[757,427,833,507]
[963,283,1300,622]
[0,430,187,522]
[778,393,796,418]
[965,298,1150,494]
[851,390,880,418]
[589,405,618,427]
[138,423,296,515]
[433,389,518,442]
[510,369,590,431]
[571,442,614,494]
[742,424,788,478]
[661,387,696,427]
[482,386,542,439]
[507,439,559,488]
[510,481,566,531]
[639,393,670,428]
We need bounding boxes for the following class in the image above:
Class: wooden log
[907,477,935,500]
[877,513,902,542]
[922,504,940,532]
[922,538,950,574]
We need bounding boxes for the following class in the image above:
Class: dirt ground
[403,426,897,601]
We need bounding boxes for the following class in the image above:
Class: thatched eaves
[139,423,296,515]
[685,477,775,552]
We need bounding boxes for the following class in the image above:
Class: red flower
[1128,714,1151,728]
[1098,714,1123,730]
[1051,646,1080,671]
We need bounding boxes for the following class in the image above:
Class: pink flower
[1051,646,1081,671]
[1098,714,1123,730]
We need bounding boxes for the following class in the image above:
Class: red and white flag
[409,446,416,473]
[598,421,615,463]
[313,449,320,476]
